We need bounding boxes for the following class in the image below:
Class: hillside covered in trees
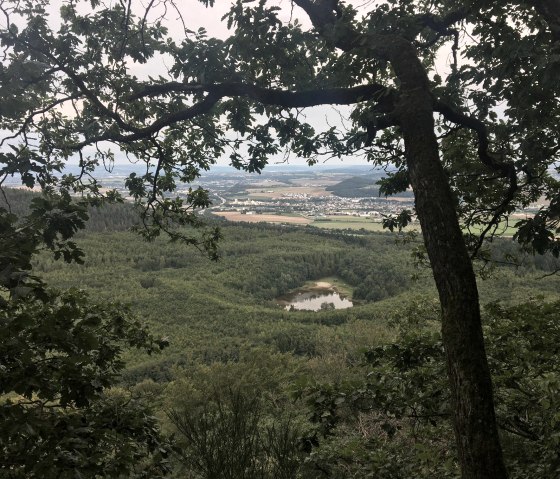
[326,176,415,199]
[3,188,559,477]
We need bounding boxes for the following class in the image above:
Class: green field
[311,215,420,232]
[312,215,521,237]
[37,222,559,374]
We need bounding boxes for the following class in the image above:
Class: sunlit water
[280,289,353,311]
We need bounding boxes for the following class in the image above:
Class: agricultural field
[311,215,419,232]
[213,211,312,224]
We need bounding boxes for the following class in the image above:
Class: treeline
[5,187,559,283]
[0,186,138,232]
[0,187,34,217]
[189,222,413,302]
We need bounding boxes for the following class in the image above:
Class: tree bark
[396,84,509,479]
[382,35,509,478]
[293,2,509,476]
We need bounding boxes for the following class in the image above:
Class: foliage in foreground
[0,201,170,478]
[301,299,560,478]
[166,354,310,479]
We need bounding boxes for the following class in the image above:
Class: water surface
[279,288,353,311]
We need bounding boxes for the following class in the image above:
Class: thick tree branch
[58,65,142,134]
[73,93,220,147]
[416,7,471,34]
[411,7,469,50]
[75,83,394,147]
[294,0,431,91]
[129,81,391,105]
[433,99,515,178]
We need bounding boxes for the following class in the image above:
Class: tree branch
[0,94,80,147]
[129,81,391,105]
[527,0,560,41]
[433,99,514,176]
[433,98,519,254]
[416,7,471,34]
[74,83,394,148]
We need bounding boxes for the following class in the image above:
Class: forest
[3,188,560,477]
[325,176,414,199]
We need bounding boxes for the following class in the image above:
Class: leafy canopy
[0,169,170,477]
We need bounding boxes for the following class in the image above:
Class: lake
[277,283,353,311]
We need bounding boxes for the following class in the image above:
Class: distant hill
[228,183,249,194]
[326,176,414,198]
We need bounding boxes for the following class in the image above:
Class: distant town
[5,163,549,232]
[98,164,418,230]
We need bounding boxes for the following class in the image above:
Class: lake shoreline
[276,280,353,311]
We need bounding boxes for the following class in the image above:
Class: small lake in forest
[277,282,354,311]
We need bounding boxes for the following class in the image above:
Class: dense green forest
[326,176,414,199]
[4,188,559,477]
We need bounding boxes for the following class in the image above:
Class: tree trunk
[396,85,509,479]
[292,3,508,476]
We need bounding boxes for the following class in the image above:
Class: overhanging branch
[416,8,471,34]
[433,99,516,179]
[129,81,391,106]
[74,82,395,148]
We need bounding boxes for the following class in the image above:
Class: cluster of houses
[214,193,415,220]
